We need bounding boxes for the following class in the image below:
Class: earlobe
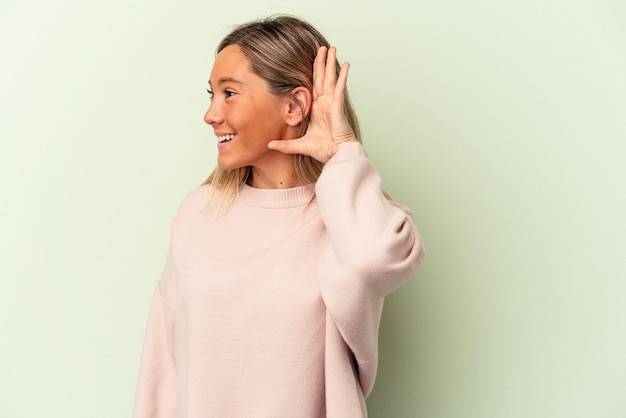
[285,87,312,127]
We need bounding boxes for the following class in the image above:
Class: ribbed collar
[236,183,315,208]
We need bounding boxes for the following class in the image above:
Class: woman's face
[204,45,291,171]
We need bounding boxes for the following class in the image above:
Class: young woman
[133,15,425,418]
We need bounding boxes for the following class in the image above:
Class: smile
[217,134,236,143]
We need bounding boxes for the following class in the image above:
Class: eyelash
[206,89,235,99]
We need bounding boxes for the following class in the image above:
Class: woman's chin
[217,157,245,172]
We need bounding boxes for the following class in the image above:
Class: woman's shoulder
[173,184,222,220]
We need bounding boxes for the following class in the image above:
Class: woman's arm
[268,45,425,395]
[315,141,425,396]
[133,249,177,418]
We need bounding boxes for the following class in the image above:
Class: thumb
[267,138,308,155]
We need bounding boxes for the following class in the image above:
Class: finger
[324,46,338,94]
[313,46,327,100]
[335,62,350,101]
[267,138,308,156]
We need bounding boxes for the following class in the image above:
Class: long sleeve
[315,141,425,397]
[133,248,177,418]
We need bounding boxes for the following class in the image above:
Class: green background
[1,0,625,416]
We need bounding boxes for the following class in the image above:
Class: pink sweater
[133,142,425,418]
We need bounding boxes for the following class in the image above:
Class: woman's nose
[203,102,223,126]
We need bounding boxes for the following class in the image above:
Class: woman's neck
[249,154,300,189]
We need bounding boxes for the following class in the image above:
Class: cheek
[259,105,289,135]
[229,99,286,139]
[229,107,261,132]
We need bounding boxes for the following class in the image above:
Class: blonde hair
[203,15,361,207]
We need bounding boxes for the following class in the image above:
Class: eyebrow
[208,77,245,87]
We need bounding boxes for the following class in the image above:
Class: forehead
[209,45,254,85]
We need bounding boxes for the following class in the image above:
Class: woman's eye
[225,90,236,98]
[207,88,214,99]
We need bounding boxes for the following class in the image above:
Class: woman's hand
[268,46,357,163]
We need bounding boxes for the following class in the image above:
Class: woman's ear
[285,87,312,127]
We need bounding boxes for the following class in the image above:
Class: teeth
[217,134,235,143]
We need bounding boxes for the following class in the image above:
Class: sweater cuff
[326,141,367,164]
